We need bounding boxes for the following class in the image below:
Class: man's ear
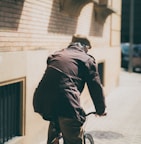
[83,46,89,53]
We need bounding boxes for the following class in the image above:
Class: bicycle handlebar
[85,112,97,116]
[85,112,107,117]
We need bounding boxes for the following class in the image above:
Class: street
[85,69,141,144]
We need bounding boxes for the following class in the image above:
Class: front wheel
[84,133,94,144]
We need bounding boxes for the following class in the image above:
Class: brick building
[0,0,121,144]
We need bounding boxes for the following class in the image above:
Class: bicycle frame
[51,112,99,144]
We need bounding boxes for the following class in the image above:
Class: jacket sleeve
[85,57,106,115]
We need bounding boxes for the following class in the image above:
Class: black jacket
[33,43,106,122]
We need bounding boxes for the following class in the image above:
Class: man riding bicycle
[33,34,106,144]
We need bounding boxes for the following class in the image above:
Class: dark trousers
[47,117,84,144]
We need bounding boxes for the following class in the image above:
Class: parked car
[121,43,141,72]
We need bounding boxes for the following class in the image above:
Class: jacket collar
[67,42,87,53]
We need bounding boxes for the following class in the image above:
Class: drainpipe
[128,0,134,72]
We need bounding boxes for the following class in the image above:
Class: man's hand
[95,112,107,117]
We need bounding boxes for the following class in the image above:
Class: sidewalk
[85,69,141,144]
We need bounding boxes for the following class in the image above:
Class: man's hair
[71,34,92,49]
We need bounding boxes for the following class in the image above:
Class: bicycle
[51,112,101,144]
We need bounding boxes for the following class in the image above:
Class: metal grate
[0,82,22,144]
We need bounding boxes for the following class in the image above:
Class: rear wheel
[84,133,94,144]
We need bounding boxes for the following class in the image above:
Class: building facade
[0,0,121,144]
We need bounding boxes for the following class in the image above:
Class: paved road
[85,70,141,144]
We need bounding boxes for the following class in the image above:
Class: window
[0,78,25,144]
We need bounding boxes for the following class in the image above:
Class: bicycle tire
[84,133,94,144]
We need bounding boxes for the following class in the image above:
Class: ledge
[94,3,116,24]
[59,0,98,17]
[59,0,116,24]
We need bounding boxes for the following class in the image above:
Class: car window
[121,43,129,55]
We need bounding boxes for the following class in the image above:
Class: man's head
[71,34,92,50]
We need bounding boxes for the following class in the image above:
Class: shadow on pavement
[89,130,124,139]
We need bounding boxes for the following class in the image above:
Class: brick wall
[0,0,120,52]
[0,0,79,52]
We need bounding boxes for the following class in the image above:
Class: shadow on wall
[0,0,24,31]
[89,8,103,37]
[48,0,78,35]
[89,1,115,37]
